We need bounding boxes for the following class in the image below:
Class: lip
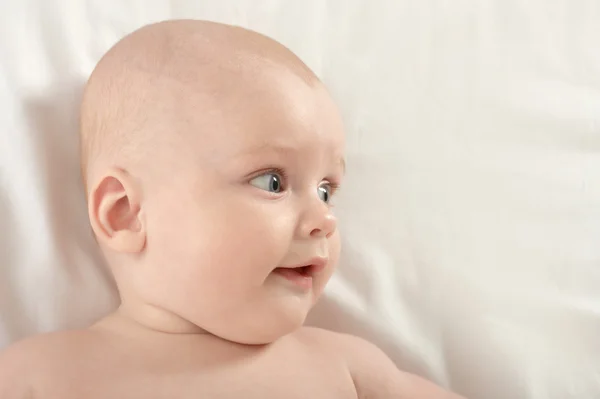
[273,256,329,290]
[284,256,328,274]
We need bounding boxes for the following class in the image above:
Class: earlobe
[88,169,146,253]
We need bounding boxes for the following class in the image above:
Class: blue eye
[318,183,332,203]
[250,172,283,193]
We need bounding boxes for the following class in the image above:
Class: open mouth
[272,264,319,290]
[271,257,328,290]
[273,264,312,277]
[294,265,313,276]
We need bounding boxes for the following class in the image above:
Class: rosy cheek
[311,232,341,301]
[328,231,342,266]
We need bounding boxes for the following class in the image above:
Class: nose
[298,199,337,239]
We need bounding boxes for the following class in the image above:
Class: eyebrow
[241,143,296,156]
[241,143,346,174]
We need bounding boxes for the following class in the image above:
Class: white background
[1,1,599,398]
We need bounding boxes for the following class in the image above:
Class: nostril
[310,227,324,237]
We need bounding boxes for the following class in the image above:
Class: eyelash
[252,167,341,194]
[265,167,289,191]
[325,181,341,195]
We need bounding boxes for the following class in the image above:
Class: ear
[88,168,146,253]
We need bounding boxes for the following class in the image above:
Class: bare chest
[109,363,356,399]
[41,338,358,399]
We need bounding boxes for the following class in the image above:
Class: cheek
[329,230,342,264]
[312,231,341,301]
[200,200,292,260]
[153,192,294,288]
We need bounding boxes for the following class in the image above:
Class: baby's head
[80,20,345,344]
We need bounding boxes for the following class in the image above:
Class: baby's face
[135,67,345,344]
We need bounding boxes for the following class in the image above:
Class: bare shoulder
[298,327,465,399]
[297,327,398,371]
[1,329,102,363]
[0,330,102,398]
[296,326,376,350]
[0,336,40,398]
[295,326,393,363]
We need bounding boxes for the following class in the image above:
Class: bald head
[79,19,320,193]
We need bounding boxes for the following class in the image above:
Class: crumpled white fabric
[1,1,599,398]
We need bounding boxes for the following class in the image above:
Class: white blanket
[1,1,599,398]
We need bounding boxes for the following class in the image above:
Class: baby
[0,20,464,398]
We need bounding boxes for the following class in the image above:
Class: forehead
[180,65,345,161]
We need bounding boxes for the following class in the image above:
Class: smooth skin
[0,20,465,399]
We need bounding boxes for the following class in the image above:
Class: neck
[94,300,210,336]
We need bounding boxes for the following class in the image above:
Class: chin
[215,304,310,345]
